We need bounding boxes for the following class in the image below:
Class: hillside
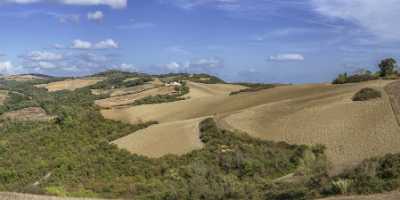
[1,71,400,199]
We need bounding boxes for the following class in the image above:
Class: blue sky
[0,0,399,83]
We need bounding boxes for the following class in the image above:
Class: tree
[379,58,397,77]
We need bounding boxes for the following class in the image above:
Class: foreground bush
[352,88,382,101]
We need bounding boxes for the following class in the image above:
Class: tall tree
[379,58,397,77]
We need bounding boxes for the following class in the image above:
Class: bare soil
[102,80,400,174]
[111,117,205,157]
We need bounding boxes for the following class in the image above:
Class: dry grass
[0,90,8,105]
[111,117,205,157]
[95,86,177,108]
[36,78,104,92]
[0,107,56,122]
[318,191,400,200]
[0,192,111,200]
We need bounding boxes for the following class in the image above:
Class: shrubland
[333,58,399,84]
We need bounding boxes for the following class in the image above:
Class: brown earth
[111,117,205,157]
[219,80,400,174]
[35,78,104,92]
[102,80,400,173]
[1,107,56,122]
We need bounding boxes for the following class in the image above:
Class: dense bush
[158,73,225,84]
[332,73,378,84]
[90,70,152,90]
[352,88,382,101]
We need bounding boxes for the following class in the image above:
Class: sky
[0,0,399,83]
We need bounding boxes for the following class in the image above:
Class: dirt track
[36,78,104,92]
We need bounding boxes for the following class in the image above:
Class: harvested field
[102,80,400,173]
[1,107,56,122]
[0,192,111,200]
[111,118,205,157]
[183,81,247,99]
[0,90,8,105]
[219,80,399,174]
[318,191,400,200]
[36,78,104,92]
[95,86,176,108]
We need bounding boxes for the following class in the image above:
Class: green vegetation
[158,73,225,84]
[379,58,397,77]
[90,70,152,90]
[230,83,282,95]
[324,153,400,195]
[352,88,382,101]
[3,72,400,199]
[332,72,378,84]
[0,78,329,199]
[133,82,190,106]
[333,58,399,84]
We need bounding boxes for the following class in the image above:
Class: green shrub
[333,73,378,84]
[352,88,382,101]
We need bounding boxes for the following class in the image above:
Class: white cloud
[94,39,118,49]
[311,0,400,41]
[269,54,304,61]
[71,39,118,49]
[1,0,127,8]
[165,62,183,71]
[26,51,64,61]
[72,39,92,49]
[0,61,15,75]
[87,11,103,21]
